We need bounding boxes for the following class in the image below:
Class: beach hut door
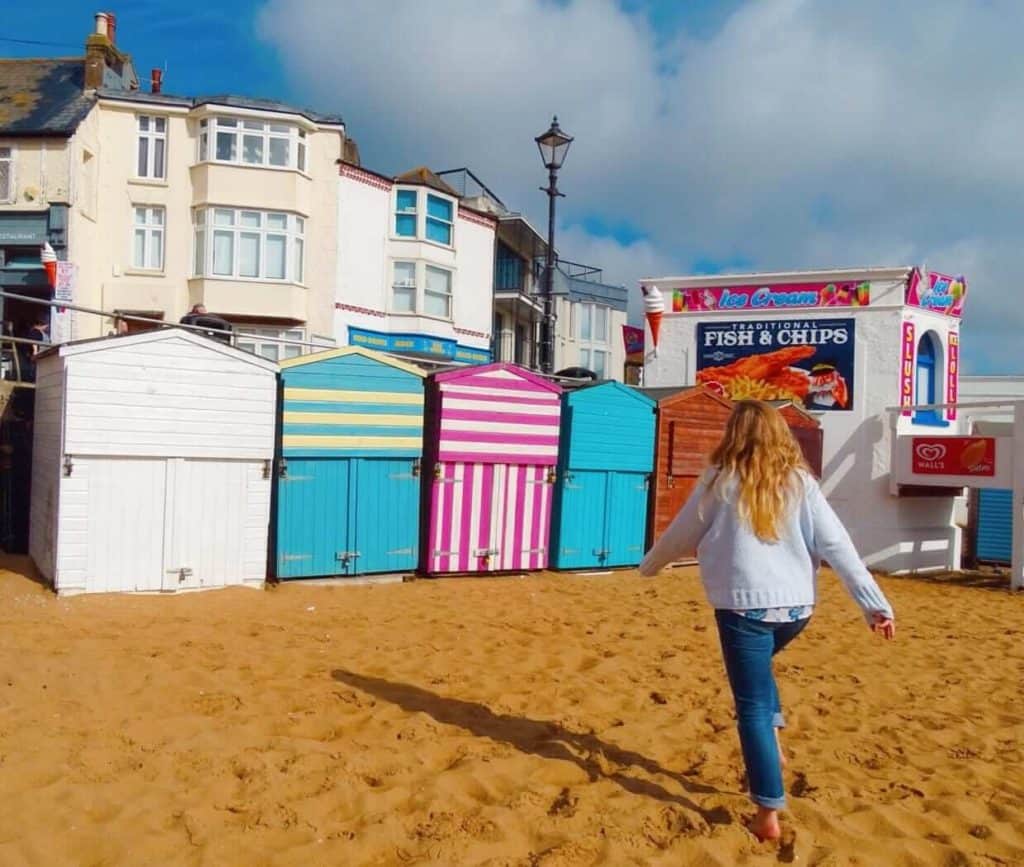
[603,472,650,567]
[555,470,610,569]
[276,458,355,578]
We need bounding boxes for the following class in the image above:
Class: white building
[334,164,494,364]
[642,266,967,573]
[1,11,347,359]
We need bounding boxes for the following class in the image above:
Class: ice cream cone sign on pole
[40,243,57,290]
[641,285,665,357]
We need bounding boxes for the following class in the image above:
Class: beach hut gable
[29,331,278,595]
[275,347,426,579]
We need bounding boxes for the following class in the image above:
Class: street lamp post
[535,116,573,374]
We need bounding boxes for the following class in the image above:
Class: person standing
[17,314,49,383]
[639,400,895,842]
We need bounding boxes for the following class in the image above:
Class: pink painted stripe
[441,409,560,426]
[439,450,557,465]
[512,464,526,571]
[530,465,544,569]
[442,430,559,446]
[539,469,553,569]
[447,375,561,394]
[439,462,455,573]
[478,463,493,574]
[441,390,560,408]
[458,462,474,572]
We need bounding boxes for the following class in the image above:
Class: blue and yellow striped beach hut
[274,347,425,578]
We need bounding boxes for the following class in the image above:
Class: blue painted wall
[976,488,1012,563]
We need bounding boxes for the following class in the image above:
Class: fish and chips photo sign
[696,319,855,411]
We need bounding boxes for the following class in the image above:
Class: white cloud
[258,0,1024,373]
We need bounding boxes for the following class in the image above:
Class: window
[425,265,452,318]
[193,208,304,282]
[198,116,307,171]
[426,194,453,244]
[388,260,454,319]
[392,261,417,312]
[395,189,417,237]
[578,302,612,377]
[136,115,166,179]
[0,147,12,202]
[132,206,165,270]
[393,188,455,246]
[913,331,947,426]
[235,327,305,362]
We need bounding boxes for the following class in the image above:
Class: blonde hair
[708,400,808,543]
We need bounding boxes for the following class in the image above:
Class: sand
[0,557,1021,866]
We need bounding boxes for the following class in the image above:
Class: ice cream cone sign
[40,243,57,290]
[641,285,665,356]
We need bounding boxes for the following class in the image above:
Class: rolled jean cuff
[752,792,787,809]
[772,712,785,728]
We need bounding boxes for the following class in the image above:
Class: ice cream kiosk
[641,266,968,574]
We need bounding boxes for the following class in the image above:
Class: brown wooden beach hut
[640,386,823,546]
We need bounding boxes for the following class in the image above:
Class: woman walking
[639,400,895,841]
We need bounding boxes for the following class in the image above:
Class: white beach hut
[29,329,278,595]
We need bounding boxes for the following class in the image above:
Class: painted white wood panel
[62,335,276,459]
[28,356,64,583]
[75,457,167,594]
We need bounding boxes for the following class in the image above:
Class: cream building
[1,12,346,360]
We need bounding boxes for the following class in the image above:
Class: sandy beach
[0,557,1021,866]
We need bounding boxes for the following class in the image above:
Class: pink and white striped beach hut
[420,363,563,575]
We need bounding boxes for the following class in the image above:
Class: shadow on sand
[886,567,1016,594]
[331,668,734,826]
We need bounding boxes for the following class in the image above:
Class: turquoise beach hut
[549,381,657,570]
[273,347,425,578]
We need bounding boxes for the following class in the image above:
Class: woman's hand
[870,612,895,640]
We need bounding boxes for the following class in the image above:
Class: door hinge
[277,457,288,479]
[412,457,421,478]
[62,454,73,477]
[262,459,272,480]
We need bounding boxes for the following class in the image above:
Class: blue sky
[4,1,1023,374]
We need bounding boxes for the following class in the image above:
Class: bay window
[578,302,611,377]
[389,260,454,320]
[131,206,164,271]
[193,208,304,282]
[198,116,308,171]
[393,188,455,246]
[236,327,305,362]
[136,116,166,180]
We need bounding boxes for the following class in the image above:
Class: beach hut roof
[37,326,278,371]
[432,362,563,394]
[279,345,425,377]
[635,384,733,409]
[568,379,656,407]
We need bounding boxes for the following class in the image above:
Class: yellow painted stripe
[283,387,424,405]
[282,435,423,449]
[283,411,422,426]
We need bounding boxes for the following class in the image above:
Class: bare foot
[776,728,787,769]
[750,806,782,842]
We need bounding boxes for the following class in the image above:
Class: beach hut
[549,381,656,570]
[421,363,562,574]
[643,387,823,545]
[274,347,425,578]
[28,329,277,595]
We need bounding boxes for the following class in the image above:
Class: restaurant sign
[671,280,870,313]
[696,318,855,411]
[348,326,491,363]
[911,436,994,477]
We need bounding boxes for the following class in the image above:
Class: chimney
[84,11,120,90]
[150,68,162,94]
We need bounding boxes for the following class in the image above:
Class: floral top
[734,605,814,623]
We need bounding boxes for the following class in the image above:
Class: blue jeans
[714,609,810,809]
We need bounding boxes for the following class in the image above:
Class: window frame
[387,259,455,321]
[192,207,305,283]
[391,187,456,248]
[130,205,166,272]
[235,326,307,362]
[135,115,167,180]
[197,116,308,173]
[577,302,613,375]
[0,145,13,203]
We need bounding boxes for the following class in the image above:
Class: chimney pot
[107,12,116,44]
[94,12,109,38]
[150,68,163,94]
